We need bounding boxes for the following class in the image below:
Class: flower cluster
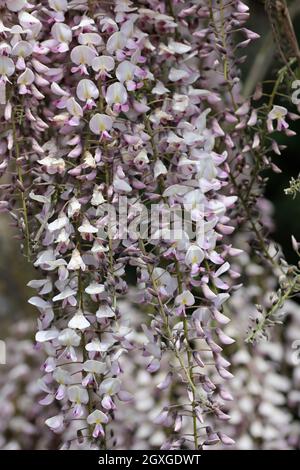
[0,0,299,450]
[0,321,60,450]
[222,244,300,449]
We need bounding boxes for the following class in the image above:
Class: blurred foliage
[244,1,300,264]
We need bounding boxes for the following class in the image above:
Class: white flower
[53,287,77,302]
[105,82,128,106]
[197,154,217,181]
[83,360,107,375]
[92,56,115,75]
[96,304,115,319]
[185,245,204,266]
[18,12,42,37]
[87,409,108,425]
[89,113,113,135]
[116,60,136,82]
[168,68,189,82]
[85,338,109,353]
[12,41,33,58]
[17,68,34,86]
[57,328,81,362]
[66,97,83,117]
[6,0,26,12]
[154,159,167,179]
[91,239,109,254]
[162,184,190,197]
[0,56,15,105]
[0,56,15,77]
[49,0,68,11]
[70,45,96,66]
[68,309,90,330]
[67,385,89,404]
[48,215,68,232]
[38,155,66,174]
[175,290,195,314]
[67,386,89,416]
[67,248,86,271]
[45,415,64,432]
[267,105,289,132]
[268,105,287,121]
[79,32,102,46]
[134,149,149,166]
[56,229,69,244]
[35,329,59,343]
[183,189,204,221]
[34,249,55,267]
[51,82,69,97]
[99,378,121,396]
[76,79,99,102]
[28,296,51,310]
[152,267,177,296]
[172,93,189,112]
[72,16,94,30]
[167,40,192,54]
[68,197,81,218]
[106,31,126,54]
[87,410,109,438]
[53,368,72,400]
[113,174,132,193]
[152,81,169,95]
[83,150,96,168]
[58,328,81,347]
[38,153,66,173]
[85,282,105,295]
[175,290,195,305]
[91,186,105,206]
[78,218,98,234]
[53,368,71,385]
[51,22,71,43]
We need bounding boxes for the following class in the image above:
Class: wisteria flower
[57,328,81,361]
[67,385,89,417]
[50,23,72,52]
[99,378,121,410]
[87,410,109,438]
[89,113,113,138]
[12,41,32,70]
[92,56,115,79]
[45,414,64,434]
[82,360,107,387]
[67,248,86,271]
[267,105,289,132]
[76,79,99,109]
[2,0,298,452]
[105,82,128,112]
[17,68,34,94]
[70,45,97,75]
[68,309,90,330]
[53,368,72,400]
[175,290,195,315]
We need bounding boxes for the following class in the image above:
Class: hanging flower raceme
[1,0,297,452]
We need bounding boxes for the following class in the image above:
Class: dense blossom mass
[0,0,299,450]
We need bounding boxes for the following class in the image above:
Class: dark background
[246,1,300,263]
